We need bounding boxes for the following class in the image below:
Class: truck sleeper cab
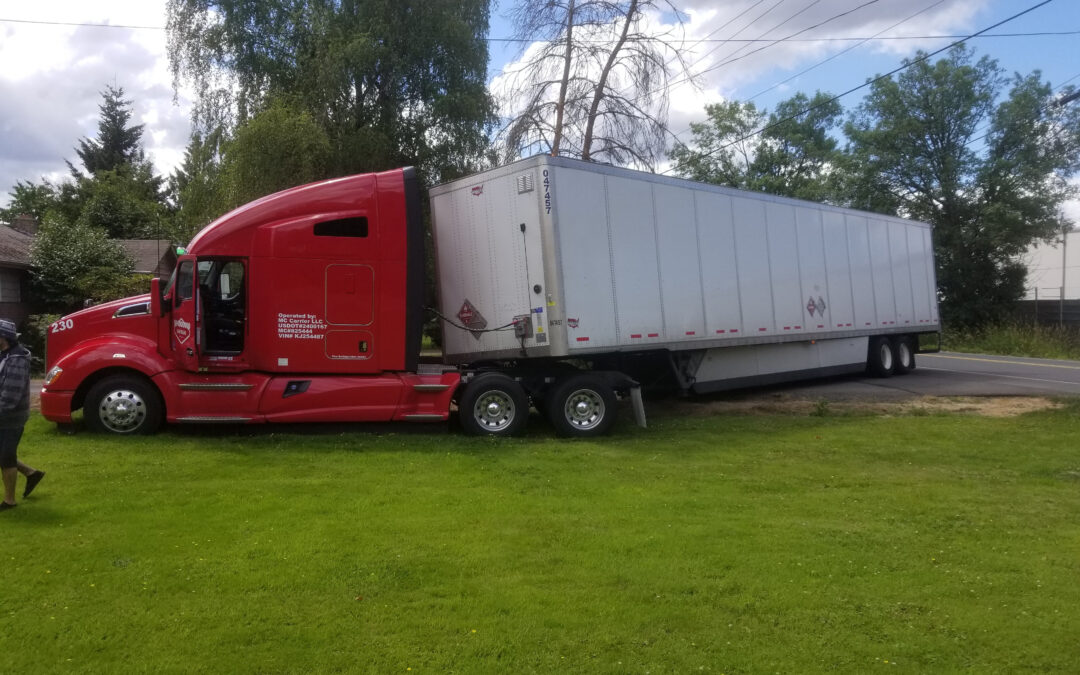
[41,168,461,434]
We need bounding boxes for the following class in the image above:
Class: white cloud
[0,2,190,208]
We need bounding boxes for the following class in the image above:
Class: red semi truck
[40,157,940,436]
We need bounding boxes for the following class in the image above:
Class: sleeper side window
[314,217,368,238]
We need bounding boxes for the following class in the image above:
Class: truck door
[170,255,201,372]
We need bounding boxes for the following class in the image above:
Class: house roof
[117,239,176,276]
[0,225,32,268]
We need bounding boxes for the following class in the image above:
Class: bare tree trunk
[581,0,636,162]
[551,0,575,156]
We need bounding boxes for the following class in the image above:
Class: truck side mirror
[150,277,167,317]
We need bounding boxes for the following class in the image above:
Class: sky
[0,0,1078,291]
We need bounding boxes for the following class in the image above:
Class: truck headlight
[43,366,63,387]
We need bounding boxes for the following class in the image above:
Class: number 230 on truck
[40,156,940,437]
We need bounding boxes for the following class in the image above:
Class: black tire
[867,336,895,378]
[458,373,529,436]
[85,375,164,434]
[546,375,618,437]
[893,336,916,375]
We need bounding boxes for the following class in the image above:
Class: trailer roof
[431,155,931,230]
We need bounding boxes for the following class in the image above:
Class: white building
[1024,229,1079,301]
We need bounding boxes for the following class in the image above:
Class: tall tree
[497,0,689,169]
[669,100,764,187]
[220,101,331,211]
[846,45,1080,327]
[29,215,139,313]
[73,85,148,176]
[670,91,843,202]
[167,129,227,242]
[166,0,495,184]
[16,86,169,312]
[0,181,57,223]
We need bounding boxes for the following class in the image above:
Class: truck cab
[40,167,458,433]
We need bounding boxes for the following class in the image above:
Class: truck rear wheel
[547,375,617,437]
[893,336,916,374]
[459,373,529,436]
[85,375,163,435]
[868,336,895,378]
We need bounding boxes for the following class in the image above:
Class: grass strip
[3,402,1079,673]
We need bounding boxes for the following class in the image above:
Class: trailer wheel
[893,336,916,375]
[868,336,896,378]
[547,375,617,437]
[459,373,529,436]
[85,375,163,434]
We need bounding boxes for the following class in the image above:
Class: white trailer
[431,156,939,433]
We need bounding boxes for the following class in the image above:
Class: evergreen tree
[74,85,147,176]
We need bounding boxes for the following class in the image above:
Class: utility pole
[1062,224,1067,327]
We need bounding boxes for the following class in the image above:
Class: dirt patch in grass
[663,394,1063,418]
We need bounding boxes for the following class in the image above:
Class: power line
[669,0,768,56]
[490,30,1080,44]
[2,15,1077,44]
[0,17,163,30]
[630,0,886,110]
[963,73,1080,149]
[746,0,946,102]
[678,0,790,76]
[692,0,883,83]
[665,0,946,144]
[685,0,826,77]
[661,0,1059,174]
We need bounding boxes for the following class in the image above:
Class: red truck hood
[46,294,155,370]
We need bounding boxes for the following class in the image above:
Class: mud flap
[630,385,647,429]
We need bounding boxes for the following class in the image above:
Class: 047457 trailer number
[543,169,551,214]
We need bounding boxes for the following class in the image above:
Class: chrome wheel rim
[99,388,147,433]
[563,389,605,430]
[473,390,516,432]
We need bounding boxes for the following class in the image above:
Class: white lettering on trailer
[276,313,327,340]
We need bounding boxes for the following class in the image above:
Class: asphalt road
[765,351,1080,400]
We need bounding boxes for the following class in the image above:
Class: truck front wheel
[459,373,529,436]
[85,375,163,435]
[547,375,617,437]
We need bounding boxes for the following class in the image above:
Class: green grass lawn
[944,323,1080,361]
[4,402,1080,673]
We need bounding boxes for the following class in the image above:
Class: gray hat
[0,319,17,342]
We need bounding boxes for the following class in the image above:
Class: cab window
[199,258,247,354]
[175,261,194,305]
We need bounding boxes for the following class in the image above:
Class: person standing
[0,319,43,510]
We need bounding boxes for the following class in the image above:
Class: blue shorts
[0,426,24,469]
